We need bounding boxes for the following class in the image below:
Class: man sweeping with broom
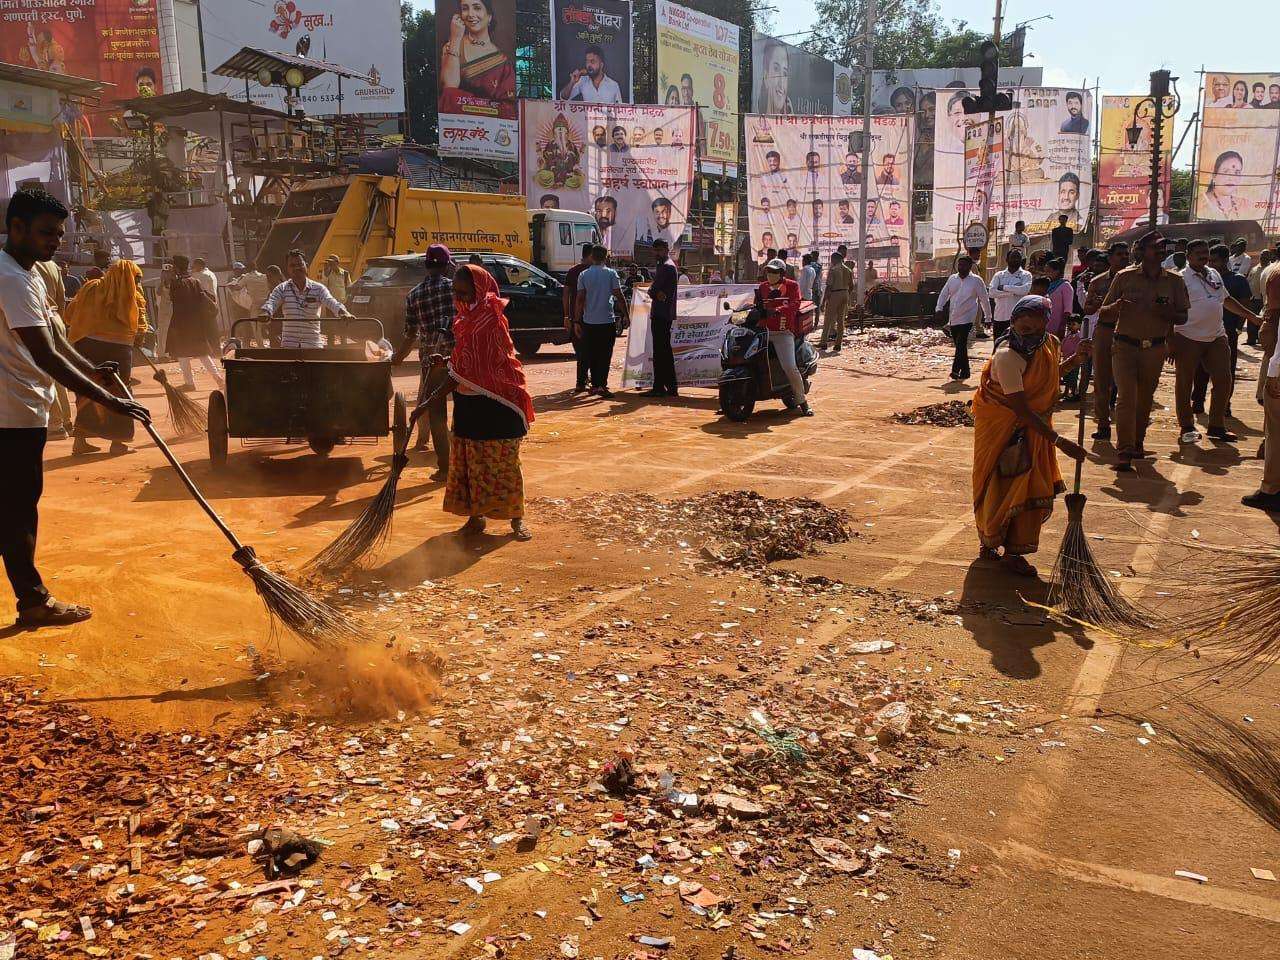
[0,188,150,627]
[972,295,1089,577]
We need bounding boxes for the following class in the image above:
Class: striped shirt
[261,279,347,347]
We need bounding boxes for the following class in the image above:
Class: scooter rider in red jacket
[752,258,813,416]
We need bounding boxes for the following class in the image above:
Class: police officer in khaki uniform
[819,250,853,352]
[1098,231,1190,471]
[1082,241,1131,441]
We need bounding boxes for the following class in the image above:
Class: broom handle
[110,372,247,554]
[1072,385,1087,495]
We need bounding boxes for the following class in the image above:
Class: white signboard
[199,0,405,115]
[623,283,755,388]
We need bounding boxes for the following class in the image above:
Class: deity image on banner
[532,112,585,190]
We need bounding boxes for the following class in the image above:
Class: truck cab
[529,209,600,278]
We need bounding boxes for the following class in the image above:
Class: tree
[1169,166,1193,224]
[402,2,437,145]
[805,0,995,75]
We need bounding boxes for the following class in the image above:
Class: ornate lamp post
[1126,70,1180,229]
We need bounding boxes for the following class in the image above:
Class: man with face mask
[753,258,811,416]
[972,295,1089,577]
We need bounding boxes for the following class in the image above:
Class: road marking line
[1067,462,1194,716]
[878,515,974,584]
[818,430,961,502]
[997,841,1280,924]
[670,437,809,492]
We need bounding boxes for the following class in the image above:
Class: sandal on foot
[17,598,92,628]
[460,517,486,535]
[978,547,1000,562]
[510,520,532,541]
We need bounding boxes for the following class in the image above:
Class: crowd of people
[965,228,1280,577]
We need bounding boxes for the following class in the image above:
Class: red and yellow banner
[1097,95,1172,239]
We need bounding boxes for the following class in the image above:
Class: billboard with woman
[654,0,739,166]
[437,0,519,160]
[751,31,848,116]
[1195,72,1280,231]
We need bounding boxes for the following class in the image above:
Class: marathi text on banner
[550,0,632,105]
[623,283,756,388]
[744,113,914,283]
[654,0,739,166]
[932,86,1093,254]
[1195,72,1280,231]
[519,100,696,257]
[198,0,404,115]
[436,0,518,160]
[1098,95,1172,239]
[2,0,163,109]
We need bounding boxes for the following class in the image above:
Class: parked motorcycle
[717,305,818,422]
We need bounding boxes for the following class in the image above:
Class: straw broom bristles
[235,546,369,648]
[1172,543,1280,686]
[306,450,412,575]
[1047,492,1152,631]
[1044,395,1151,632]
[140,353,206,438]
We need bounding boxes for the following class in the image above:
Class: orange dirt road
[2,330,1277,958]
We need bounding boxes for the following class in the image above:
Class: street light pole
[1148,70,1169,230]
[856,0,876,310]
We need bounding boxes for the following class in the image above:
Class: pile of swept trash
[891,400,973,428]
[536,490,854,567]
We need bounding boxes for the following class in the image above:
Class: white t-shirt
[1180,266,1228,342]
[568,74,623,103]
[798,264,816,300]
[1009,231,1029,254]
[0,249,57,428]
[1229,252,1252,277]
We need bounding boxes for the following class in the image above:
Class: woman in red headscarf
[414,263,535,539]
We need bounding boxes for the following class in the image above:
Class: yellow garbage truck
[256,175,598,280]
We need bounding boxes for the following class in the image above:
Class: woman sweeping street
[64,258,147,455]
[972,295,1089,577]
[415,262,534,540]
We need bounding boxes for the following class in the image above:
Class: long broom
[138,351,207,438]
[1045,396,1151,630]
[306,393,437,576]
[110,372,366,648]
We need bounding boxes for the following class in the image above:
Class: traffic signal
[962,40,1013,114]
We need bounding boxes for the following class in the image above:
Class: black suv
[347,253,568,358]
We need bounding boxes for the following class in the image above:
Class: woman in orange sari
[972,295,1090,576]
[414,263,535,540]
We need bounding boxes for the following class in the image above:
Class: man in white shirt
[989,248,1032,338]
[559,47,623,104]
[1160,239,1187,271]
[0,188,149,627]
[1176,239,1251,444]
[259,249,353,349]
[227,259,271,345]
[798,253,817,302]
[934,255,991,381]
[1227,238,1252,279]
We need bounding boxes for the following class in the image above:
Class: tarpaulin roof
[211,48,374,85]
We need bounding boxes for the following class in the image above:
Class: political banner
[714,201,735,255]
[932,86,1093,254]
[1098,94,1173,239]
[198,0,404,115]
[745,113,913,282]
[751,31,851,117]
[520,100,696,256]
[622,283,755,388]
[550,0,632,105]
[2,0,163,108]
[1195,72,1280,231]
[870,67,1042,115]
[434,0,518,160]
[655,0,739,166]
[964,117,1003,228]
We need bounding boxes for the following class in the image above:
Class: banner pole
[1090,78,1101,239]
[1188,68,1205,223]
[856,0,876,310]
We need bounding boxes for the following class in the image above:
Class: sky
[770,0,1279,164]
